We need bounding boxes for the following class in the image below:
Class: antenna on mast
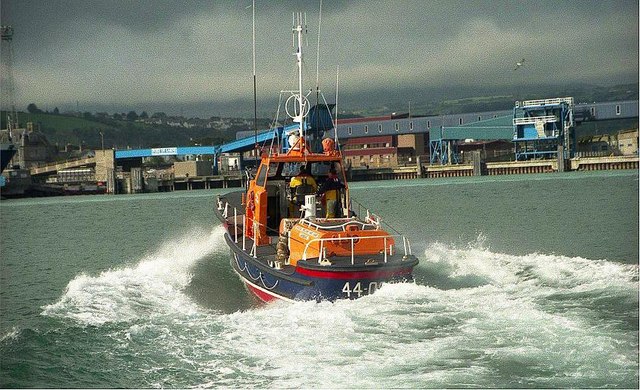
[291,12,308,141]
[334,65,339,144]
[252,0,258,156]
[292,14,295,47]
[315,0,322,108]
[304,13,308,47]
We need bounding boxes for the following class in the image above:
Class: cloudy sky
[1,0,638,117]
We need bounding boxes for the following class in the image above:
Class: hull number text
[342,281,382,298]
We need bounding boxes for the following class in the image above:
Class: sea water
[0,170,637,388]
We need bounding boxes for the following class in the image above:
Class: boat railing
[301,234,412,265]
[217,196,254,256]
[217,195,414,265]
[364,210,381,228]
[298,218,378,232]
[218,196,283,259]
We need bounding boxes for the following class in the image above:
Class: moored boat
[214,12,418,302]
[1,143,17,173]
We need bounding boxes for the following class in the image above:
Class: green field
[1,111,232,149]
[2,111,114,131]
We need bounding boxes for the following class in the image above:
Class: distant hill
[338,83,639,118]
[0,111,268,150]
[3,82,636,148]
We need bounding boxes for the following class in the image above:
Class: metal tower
[512,97,575,160]
[1,25,18,140]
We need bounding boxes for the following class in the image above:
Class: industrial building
[329,99,638,167]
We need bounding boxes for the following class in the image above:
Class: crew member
[317,168,345,218]
[289,165,317,215]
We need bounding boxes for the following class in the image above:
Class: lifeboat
[215,148,418,302]
[214,12,418,302]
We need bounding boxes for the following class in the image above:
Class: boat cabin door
[246,162,270,245]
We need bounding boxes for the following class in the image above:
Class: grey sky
[1,0,638,117]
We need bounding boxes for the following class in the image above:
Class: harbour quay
[101,158,247,195]
[422,155,639,179]
[119,153,640,193]
[3,133,638,197]
[348,154,639,181]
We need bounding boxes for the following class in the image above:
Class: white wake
[41,225,226,326]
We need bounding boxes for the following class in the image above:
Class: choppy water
[1,171,638,388]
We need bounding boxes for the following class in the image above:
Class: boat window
[312,162,330,177]
[286,162,319,181]
[318,161,346,184]
[267,162,280,177]
[256,164,268,186]
[282,162,298,177]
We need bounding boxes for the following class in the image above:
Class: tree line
[27,103,157,122]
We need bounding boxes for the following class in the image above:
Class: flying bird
[514,58,525,71]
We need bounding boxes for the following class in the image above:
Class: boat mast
[252,0,258,155]
[315,0,322,108]
[292,13,306,141]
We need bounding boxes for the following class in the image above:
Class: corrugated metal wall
[336,100,638,141]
